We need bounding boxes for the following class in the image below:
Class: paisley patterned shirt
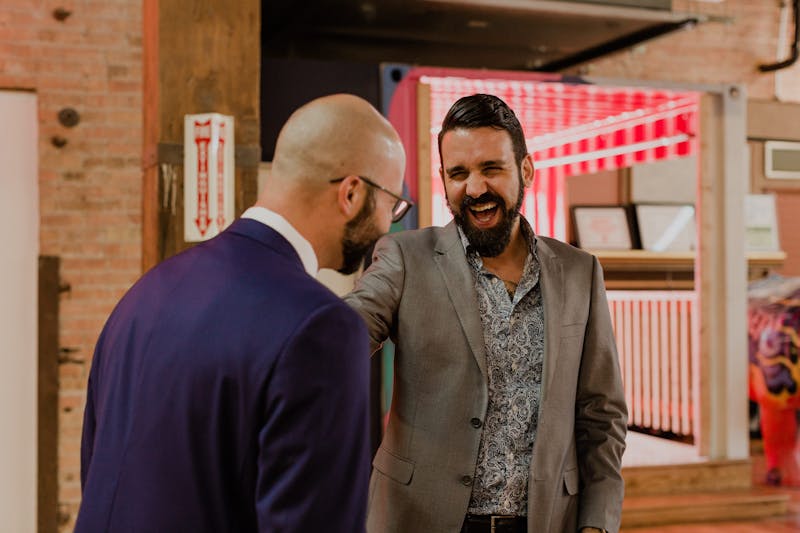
[459,220,544,516]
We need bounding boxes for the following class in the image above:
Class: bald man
[76,94,408,533]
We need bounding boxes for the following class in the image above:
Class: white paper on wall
[184,113,235,242]
[745,193,781,252]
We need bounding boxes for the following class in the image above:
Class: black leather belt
[461,514,527,533]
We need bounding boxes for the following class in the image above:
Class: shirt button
[461,475,473,486]
[470,417,482,428]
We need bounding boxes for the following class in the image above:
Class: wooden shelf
[747,251,789,276]
[590,250,696,271]
[586,250,787,290]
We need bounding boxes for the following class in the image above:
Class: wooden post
[416,83,432,228]
[142,0,261,269]
[697,87,748,460]
[38,256,60,533]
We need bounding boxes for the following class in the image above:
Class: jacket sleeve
[255,302,371,533]
[344,234,406,354]
[80,367,97,490]
[80,324,109,491]
[576,257,628,533]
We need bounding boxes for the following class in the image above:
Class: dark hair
[437,94,528,168]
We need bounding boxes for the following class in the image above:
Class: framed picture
[634,203,696,252]
[765,140,800,180]
[571,205,636,250]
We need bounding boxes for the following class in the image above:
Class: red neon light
[423,77,699,240]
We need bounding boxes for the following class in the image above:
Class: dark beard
[451,178,524,258]
[338,189,380,275]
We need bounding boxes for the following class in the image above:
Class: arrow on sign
[194,120,212,236]
[216,123,226,231]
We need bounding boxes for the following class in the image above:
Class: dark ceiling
[262,0,702,72]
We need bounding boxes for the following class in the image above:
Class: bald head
[256,94,406,272]
[267,94,404,197]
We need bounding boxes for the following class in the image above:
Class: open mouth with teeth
[468,202,500,226]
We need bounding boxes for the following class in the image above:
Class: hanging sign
[183,113,235,242]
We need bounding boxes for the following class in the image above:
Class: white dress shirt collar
[241,206,319,275]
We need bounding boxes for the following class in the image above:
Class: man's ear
[335,175,364,219]
[521,155,535,188]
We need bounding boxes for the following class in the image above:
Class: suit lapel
[536,237,565,400]
[433,223,488,381]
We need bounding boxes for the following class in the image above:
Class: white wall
[0,90,39,532]
[630,155,697,204]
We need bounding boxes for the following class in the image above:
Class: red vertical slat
[641,298,652,429]
[669,300,680,432]
[624,299,635,425]
[632,300,642,428]
[650,300,660,430]
[680,298,692,436]
[660,300,670,432]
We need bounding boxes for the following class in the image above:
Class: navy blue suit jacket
[76,218,371,532]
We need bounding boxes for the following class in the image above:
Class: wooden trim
[37,256,59,533]
[593,250,696,271]
[416,82,432,228]
[604,279,695,290]
[593,250,784,279]
[748,250,788,277]
[747,99,800,142]
[595,250,783,290]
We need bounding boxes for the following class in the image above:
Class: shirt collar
[241,206,319,275]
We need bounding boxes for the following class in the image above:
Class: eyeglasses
[329,175,414,223]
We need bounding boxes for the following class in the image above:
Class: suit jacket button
[470,417,482,428]
[461,475,473,486]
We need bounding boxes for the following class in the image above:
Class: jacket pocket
[372,447,414,485]
[562,467,579,496]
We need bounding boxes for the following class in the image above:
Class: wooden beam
[37,256,59,533]
[698,88,749,461]
[142,0,261,268]
[416,83,432,228]
[697,93,721,459]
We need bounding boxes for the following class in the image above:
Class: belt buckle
[490,515,517,533]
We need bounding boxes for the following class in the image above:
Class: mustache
[461,192,504,209]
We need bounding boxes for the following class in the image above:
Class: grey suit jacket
[345,222,627,533]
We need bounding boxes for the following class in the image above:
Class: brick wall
[577,0,790,100]
[576,0,800,275]
[0,1,143,530]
